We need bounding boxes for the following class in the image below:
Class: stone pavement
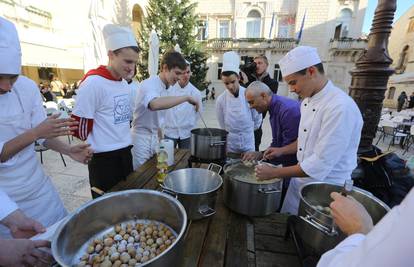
[40,99,413,212]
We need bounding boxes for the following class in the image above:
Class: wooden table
[109,149,301,267]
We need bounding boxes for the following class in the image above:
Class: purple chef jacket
[268,94,301,166]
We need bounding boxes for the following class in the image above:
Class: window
[217,63,223,79]
[196,20,208,41]
[388,87,396,100]
[408,18,414,33]
[219,20,229,38]
[246,10,261,38]
[334,9,352,38]
[396,45,410,74]
[273,64,283,82]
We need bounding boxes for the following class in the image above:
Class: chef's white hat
[279,46,321,77]
[103,24,138,52]
[222,51,240,74]
[0,17,22,75]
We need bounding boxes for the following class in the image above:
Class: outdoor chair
[403,125,414,155]
[376,122,408,150]
[34,141,66,167]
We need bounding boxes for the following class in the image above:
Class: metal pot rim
[299,181,391,213]
[163,168,223,195]
[52,189,188,266]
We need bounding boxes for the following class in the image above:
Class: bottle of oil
[156,144,168,183]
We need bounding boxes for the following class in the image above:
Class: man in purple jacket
[242,81,300,167]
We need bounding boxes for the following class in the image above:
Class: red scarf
[80,65,121,84]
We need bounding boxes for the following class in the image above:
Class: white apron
[224,90,255,153]
[0,89,67,237]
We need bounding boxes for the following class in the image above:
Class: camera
[241,61,257,75]
[240,61,257,83]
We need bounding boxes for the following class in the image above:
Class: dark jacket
[243,72,279,94]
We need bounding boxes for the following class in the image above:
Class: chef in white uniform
[317,188,414,267]
[216,51,262,154]
[131,50,199,169]
[164,61,202,149]
[255,46,363,214]
[0,17,92,237]
[0,189,53,265]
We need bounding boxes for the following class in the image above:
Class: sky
[363,0,414,34]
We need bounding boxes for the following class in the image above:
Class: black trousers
[88,145,133,199]
[254,127,263,151]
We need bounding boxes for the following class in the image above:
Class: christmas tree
[137,0,210,90]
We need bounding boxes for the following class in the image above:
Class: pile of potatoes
[77,220,177,267]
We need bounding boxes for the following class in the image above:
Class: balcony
[205,38,297,52]
[329,38,368,51]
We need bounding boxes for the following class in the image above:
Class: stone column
[348,0,397,151]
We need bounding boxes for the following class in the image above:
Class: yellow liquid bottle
[156,145,168,183]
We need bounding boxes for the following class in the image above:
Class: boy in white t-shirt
[131,50,199,169]
[72,24,139,198]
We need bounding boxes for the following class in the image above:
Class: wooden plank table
[109,149,301,267]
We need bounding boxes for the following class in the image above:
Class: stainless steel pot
[190,128,228,160]
[297,182,390,255]
[52,190,187,266]
[223,160,282,216]
[162,164,223,220]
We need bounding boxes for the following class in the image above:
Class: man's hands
[0,239,53,267]
[187,96,200,112]
[242,151,263,161]
[263,147,283,160]
[68,143,93,164]
[330,192,374,236]
[255,164,279,181]
[32,113,78,139]
[1,209,45,239]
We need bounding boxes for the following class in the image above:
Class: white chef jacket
[164,82,202,139]
[318,187,414,267]
[0,76,67,237]
[72,75,132,153]
[0,188,18,221]
[281,81,363,214]
[216,86,262,153]
[131,76,167,169]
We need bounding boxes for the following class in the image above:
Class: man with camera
[240,55,279,151]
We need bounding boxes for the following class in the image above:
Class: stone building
[0,0,368,94]
[384,5,414,108]
[194,0,368,95]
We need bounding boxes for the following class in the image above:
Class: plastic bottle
[156,144,168,183]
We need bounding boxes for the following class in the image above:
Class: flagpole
[296,10,306,44]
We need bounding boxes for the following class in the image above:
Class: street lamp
[349,0,397,151]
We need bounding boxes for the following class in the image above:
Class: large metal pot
[162,164,223,220]
[223,160,282,216]
[297,182,390,255]
[52,190,187,266]
[191,128,228,160]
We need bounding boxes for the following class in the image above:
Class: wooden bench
[109,149,301,267]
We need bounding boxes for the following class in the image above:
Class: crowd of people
[38,78,78,103]
[1,16,413,266]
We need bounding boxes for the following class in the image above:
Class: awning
[389,72,414,84]
[20,42,84,70]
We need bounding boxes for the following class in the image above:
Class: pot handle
[210,141,226,147]
[208,163,222,174]
[257,188,281,194]
[299,215,338,237]
[160,185,178,199]
[198,205,216,217]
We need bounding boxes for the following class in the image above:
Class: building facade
[1,0,367,94]
[194,0,368,95]
[384,5,414,108]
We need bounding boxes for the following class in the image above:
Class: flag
[268,12,275,39]
[296,10,307,44]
